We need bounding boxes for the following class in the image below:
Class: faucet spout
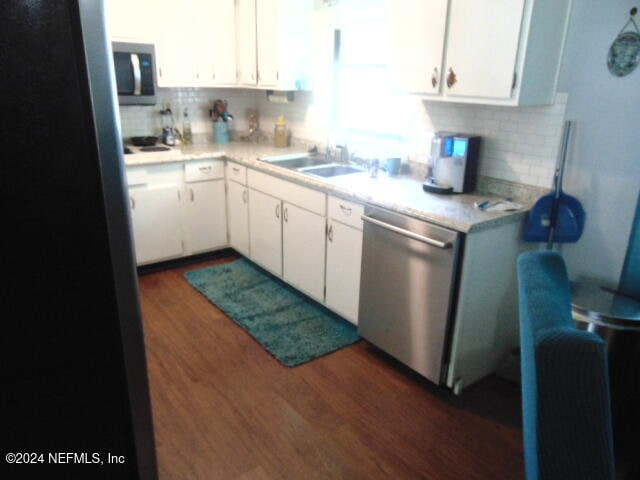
[335,144,349,164]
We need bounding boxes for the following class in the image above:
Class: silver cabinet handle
[283,207,288,223]
[199,166,212,173]
[130,196,135,210]
[339,204,352,216]
[190,188,194,202]
[431,67,439,88]
[131,53,141,95]
[242,189,248,204]
[275,204,280,219]
[232,166,240,173]
[361,215,452,249]
[327,224,333,242]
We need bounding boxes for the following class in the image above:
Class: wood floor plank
[137,256,524,479]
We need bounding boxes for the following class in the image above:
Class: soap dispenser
[274,115,288,147]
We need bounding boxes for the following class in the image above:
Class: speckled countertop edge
[124,141,528,234]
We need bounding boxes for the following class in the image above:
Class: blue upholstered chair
[517,251,615,480]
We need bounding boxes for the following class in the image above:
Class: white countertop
[124,141,528,233]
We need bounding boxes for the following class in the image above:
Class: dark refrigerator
[1,1,157,479]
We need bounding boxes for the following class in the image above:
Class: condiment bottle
[274,115,288,147]
[182,108,192,144]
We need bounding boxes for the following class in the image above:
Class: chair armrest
[535,327,615,480]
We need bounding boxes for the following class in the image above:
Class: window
[331,0,407,159]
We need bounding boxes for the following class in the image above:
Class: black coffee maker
[423,132,480,194]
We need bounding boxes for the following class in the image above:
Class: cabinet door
[325,221,363,324]
[256,0,281,87]
[444,0,525,100]
[129,187,183,265]
[197,0,237,86]
[107,0,153,42]
[389,0,448,94]
[236,0,258,86]
[248,189,282,275]
[185,180,228,254]
[227,180,250,256]
[282,203,325,302]
[153,1,195,87]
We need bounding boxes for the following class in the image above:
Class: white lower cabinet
[126,159,227,266]
[246,169,327,302]
[184,180,227,254]
[282,202,325,302]
[325,197,364,324]
[325,221,362,325]
[226,179,250,257]
[129,186,184,265]
[248,188,283,275]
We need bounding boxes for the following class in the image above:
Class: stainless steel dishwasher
[358,205,462,385]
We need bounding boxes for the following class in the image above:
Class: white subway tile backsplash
[119,85,567,189]
[417,93,567,188]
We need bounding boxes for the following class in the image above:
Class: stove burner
[139,146,171,152]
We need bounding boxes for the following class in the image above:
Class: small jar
[274,115,288,147]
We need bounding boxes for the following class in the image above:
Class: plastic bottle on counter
[274,115,288,147]
[182,108,192,145]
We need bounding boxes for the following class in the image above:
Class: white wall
[556,0,640,287]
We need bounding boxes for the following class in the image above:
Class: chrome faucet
[335,144,350,164]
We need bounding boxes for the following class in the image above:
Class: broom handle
[555,121,572,198]
[547,120,573,249]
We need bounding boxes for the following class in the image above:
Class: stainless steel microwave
[112,42,157,106]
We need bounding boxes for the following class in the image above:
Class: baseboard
[137,248,237,276]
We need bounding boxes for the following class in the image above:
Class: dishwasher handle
[362,215,453,249]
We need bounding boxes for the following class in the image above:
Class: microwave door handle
[130,53,142,96]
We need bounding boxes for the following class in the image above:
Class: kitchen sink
[301,164,366,178]
[260,153,330,170]
[260,153,367,178]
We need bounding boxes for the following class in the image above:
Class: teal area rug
[184,258,360,367]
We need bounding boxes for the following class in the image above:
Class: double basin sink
[259,153,366,178]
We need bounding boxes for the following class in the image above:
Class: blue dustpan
[523,192,585,242]
[523,121,585,247]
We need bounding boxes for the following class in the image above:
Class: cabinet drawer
[248,169,326,216]
[126,167,148,186]
[328,196,364,230]
[226,161,247,184]
[185,159,224,182]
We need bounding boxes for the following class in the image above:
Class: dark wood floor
[137,255,524,480]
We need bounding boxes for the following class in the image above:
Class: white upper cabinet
[107,0,154,42]
[389,0,448,94]
[196,0,237,86]
[256,0,280,87]
[154,0,237,87]
[389,0,571,106]
[443,0,525,100]
[255,0,314,90]
[154,0,196,87]
[235,0,258,86]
